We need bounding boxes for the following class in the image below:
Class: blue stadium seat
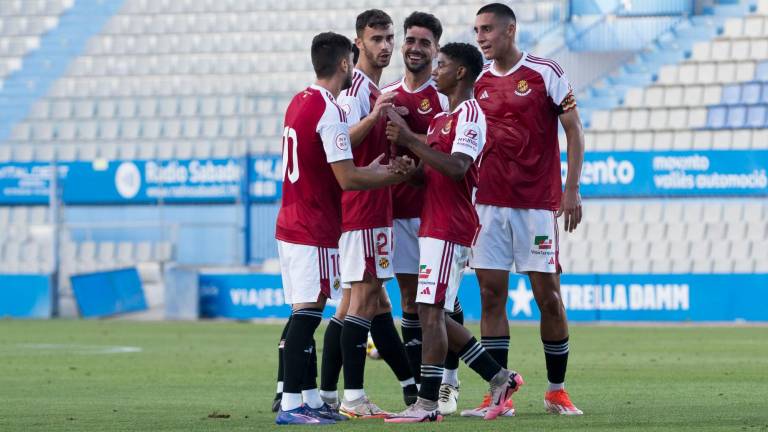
[746,105,766,128]
[721,84,741,105]
[726,106,747,128]
[707,106,727,128]
[741,83,761,104]
[762,84,768,104]
[757,61,768,81]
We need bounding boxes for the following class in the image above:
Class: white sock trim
[548,382,565,392]
[442,368,459,387]
[280,392,303,411]
[343,389,366,402]
[399,377,416,388]
[302,388,324,409]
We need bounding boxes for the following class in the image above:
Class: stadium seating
[0,0,564,157]
[582,5,768,151]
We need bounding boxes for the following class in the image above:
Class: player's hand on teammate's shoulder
[372,92,396,119]
[557,186,583,233]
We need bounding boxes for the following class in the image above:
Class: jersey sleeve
[337,93,363,126]
[546,68,576,114]
[451,104,485,161]
[317,101,353,163]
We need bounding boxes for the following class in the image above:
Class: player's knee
[417,304,444,328]
[480,285,507,311]
[401,297,418,314]
[538,293,566,320]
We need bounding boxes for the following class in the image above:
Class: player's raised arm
[558,95,584,233]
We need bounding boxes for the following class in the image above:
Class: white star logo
[508,279,534,317]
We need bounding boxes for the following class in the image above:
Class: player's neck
[314,78,342,99]
[493,45,524,73]
[356,62,383,86]
[404,69,431,92]
[448,86,474,112]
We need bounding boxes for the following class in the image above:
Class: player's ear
[354,37,364,51]
[456,65,466,82]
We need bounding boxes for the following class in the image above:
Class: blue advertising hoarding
[1,151,765,204]
[71,268,147,318]
[563,150,768,197]
[0,155,283,204]
[197,272,768,322]
[0,274,53,318]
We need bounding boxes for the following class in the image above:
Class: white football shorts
[415,237,469,313]
[339,227,394,284]
[277,240,342,305]
[469,204,561,274]
[393,218,421,275]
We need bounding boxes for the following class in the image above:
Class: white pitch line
[17,343,143,354]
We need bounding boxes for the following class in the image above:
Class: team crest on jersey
[515,80,531,96]
[335,133,349,150]
[417,98,432,115]
[379,257,390,269]
[333,279,341,290]
[341,104,351,115]
[441,119,453,135]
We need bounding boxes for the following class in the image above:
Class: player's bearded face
[361,26,395,68]
[402,27,437,74]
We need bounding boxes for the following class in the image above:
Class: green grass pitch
[1,320,767,431]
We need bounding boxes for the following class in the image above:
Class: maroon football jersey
[275,85,353,248]
[474,52,576,211]
[381,78,449,220]
[419,99,486,247]
[337,69,393,231]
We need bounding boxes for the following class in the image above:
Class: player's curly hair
[440,43,484,82]
[355,9,393,37]
[311,32,353,78]
[403,11,442,42]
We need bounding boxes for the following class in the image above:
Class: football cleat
[271,393,282,413]
[275,405,335,425]
[544,389,583,415]
[339,396,391,419]
[460,393,516,417]
[437,383,460,415]
[384,398,443,423]
[305,403,348,421]
[485,370,524,420]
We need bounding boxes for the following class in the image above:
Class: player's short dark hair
[476,3,517,22]
[403,11,443,42]
[356,9,393,37]
[311,32,353,78]
[440,42,484,82]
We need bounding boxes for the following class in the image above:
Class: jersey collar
[309,84,335,100]
[400,77,434,94]
[489,51,527,77]
[354,68,376,89]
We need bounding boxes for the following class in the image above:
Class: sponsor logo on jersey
[379,257,390,269]
[534,235,552,250]
[420,286,431,295]
[418,264,432,279]
[341,104,351,115]
[548,257,555,265]
[464,129,478,140]
[417,98,433,115]
[479,90,489,99]
[335,133,349,151]
[515,80,531,96]
[441,119,453,135]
